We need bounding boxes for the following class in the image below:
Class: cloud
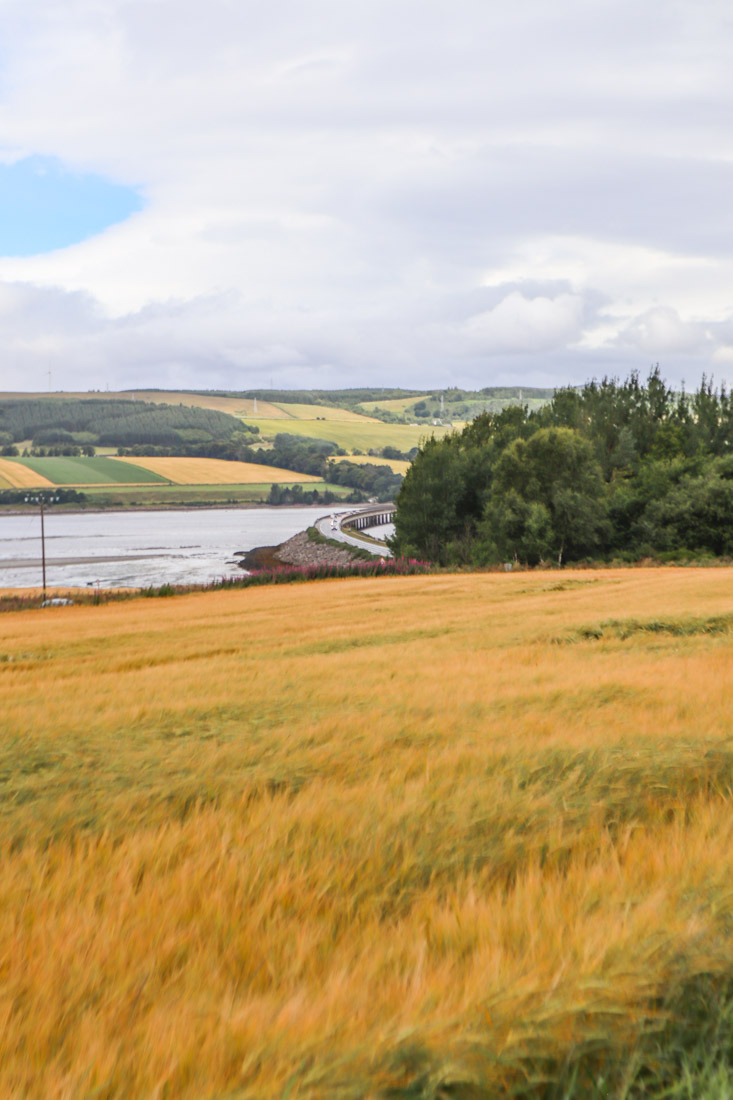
[463,292,586,354]
[619,306,710,356]
[0,0,732,389]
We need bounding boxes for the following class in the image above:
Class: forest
[0,398,248,449]
[393,369,733,565]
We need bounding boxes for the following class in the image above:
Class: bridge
[315,503,396,557]
[340,503,396,532]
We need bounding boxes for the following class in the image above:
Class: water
[0,506,333,590]
[367,522,396,542]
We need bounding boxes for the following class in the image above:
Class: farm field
[0,456,55,488]
[1,455,169,486]
[268,401,380,422]
[76,481,353,506]
[2,569,733,1097]
[114,456,321,485]
[251,415,448,452]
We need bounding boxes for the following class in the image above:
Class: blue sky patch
[0,155,143,256]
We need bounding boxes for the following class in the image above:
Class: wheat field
[114,456,321,484]
[0,456,55,488]
[1,569,733,1097]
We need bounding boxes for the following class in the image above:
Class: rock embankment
[274,531,356,567]
[236,530,356,571]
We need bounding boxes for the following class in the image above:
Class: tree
[480,428,606,565]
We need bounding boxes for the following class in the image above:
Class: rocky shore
[236,529,357,571]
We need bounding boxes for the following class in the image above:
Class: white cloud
[0,0,732,389]
[619,306,710,355]
[464,293,585,354]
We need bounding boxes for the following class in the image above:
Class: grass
[113,456,321,485]
[1,568,733,1097]
[6,455,169,485]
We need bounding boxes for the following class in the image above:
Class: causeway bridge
[340,503,396,533]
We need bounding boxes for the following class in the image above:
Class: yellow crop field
[270,401,380,422]
[114,456,320,484]
[0,456,54,488]
[2,569,733,1097]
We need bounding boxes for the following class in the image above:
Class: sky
[0,0,732,394]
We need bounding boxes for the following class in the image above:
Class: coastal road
[316,509,394,558]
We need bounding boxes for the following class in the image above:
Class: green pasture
[77,481,353,507]
[246,417,449,453]
[7,456,168,485]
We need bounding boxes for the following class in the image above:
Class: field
[114,456,321,485]
[0,456,55,489]
[251,416,450,453]
[357,395,426,414]
[269,402,380,422]
[4,455,169,486]
[75,481,353,507]
[0,456,325,493]
[2,568,733,1097]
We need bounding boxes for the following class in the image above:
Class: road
[315,509,394,558]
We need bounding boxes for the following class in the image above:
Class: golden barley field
[2,569,733,1098]
[114,456,321,484]
[0,456,54,489]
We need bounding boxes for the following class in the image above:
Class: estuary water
[0,506,332,590]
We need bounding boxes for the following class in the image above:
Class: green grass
[8,456,168,485]
[76,480,354,506]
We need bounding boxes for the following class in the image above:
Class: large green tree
[478,428,606,565]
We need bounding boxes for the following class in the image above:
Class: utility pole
[24,492,59,602]
[40,495,46,598]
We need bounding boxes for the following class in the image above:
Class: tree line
[392,369,733,565]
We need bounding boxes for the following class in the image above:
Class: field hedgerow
[0,567,732,1098]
